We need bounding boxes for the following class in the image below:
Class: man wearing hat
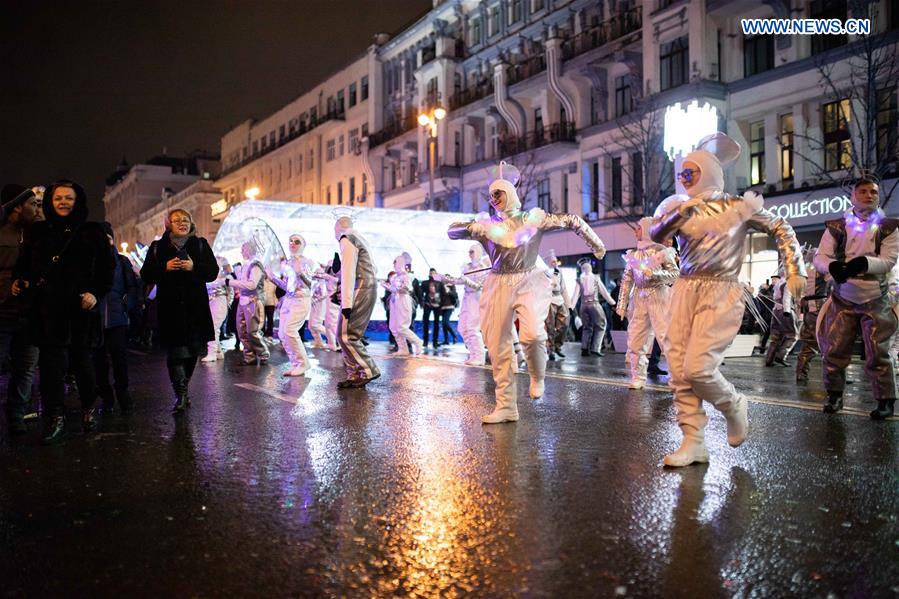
[0,184,42,435]
[651,132,805,466]
[448,160,607,424]
[570,256,615,357]
[543,250,570,361]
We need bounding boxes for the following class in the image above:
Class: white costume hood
[488,161,522,214]
[682,133,741,198]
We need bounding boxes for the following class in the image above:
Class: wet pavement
[1,340,897,598]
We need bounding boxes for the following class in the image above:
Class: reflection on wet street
[1,343,896,597]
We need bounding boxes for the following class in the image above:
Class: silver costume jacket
[617,241,679,315]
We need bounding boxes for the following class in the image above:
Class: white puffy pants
[625,286,672,384]
[206,295,229,356]
[457,291,485,363]
[278,295,311,369]
[324,301,340,350]
[389,294,422,354]
[663,277,744,438]
[310,298,339,350]
[480,268,551,413]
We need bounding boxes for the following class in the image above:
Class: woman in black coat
[140,208,218,413]
[14,179,115,443]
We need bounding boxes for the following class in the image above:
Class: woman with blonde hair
[140,208,218,413]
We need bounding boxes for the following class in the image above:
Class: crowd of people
[2,133,896,465]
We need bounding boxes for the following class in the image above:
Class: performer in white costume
[616,217,679,389]
[434,244,490,365]
[650,133,805,467]
[383,254,424,355]
[201,256,233,362]
[448,161,607,424]
[570,257,615,357]
[544,251,571,361]
[311,260,341,352]
[226,241,270,365]
[308,277,330,349]
[268,234,316,377]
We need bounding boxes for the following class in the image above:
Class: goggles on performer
[676,168,697,184]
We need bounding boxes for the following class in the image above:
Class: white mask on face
[288,234,305,257]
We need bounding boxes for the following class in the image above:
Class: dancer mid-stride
[334,216,381,389]
[448,161,607,424]
[383,254,424,356]
[268,233,316,377]
[434,243,490,365]
[651,133,805,467]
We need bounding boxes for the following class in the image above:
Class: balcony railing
[368,113,419,148]
[449,78,495,110]
[507,54,547,86]
[220,109,345,177]
[497,121,577,157]
[561,5,642,60]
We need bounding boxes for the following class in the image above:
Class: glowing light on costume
[846,210,882,235]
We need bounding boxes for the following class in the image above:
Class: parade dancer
[383,254,423,355]
[650,133,806,466]
[226,241,270,364]
[201,257,232,362]
[795,246,829,382]
[448,161,606,424]
[814,177,898,419]
[616,217,679,389]
[434,244,490,365]
[570,257,615,357]
[308,277,329,348]
[764,268,799,367]
[268,234,315,377]
[544,251,571,361]
[334,217,380,389]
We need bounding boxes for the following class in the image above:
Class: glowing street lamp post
[245,186,260,201]
[418,107,446,210]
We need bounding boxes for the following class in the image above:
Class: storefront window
[780,113,794,182]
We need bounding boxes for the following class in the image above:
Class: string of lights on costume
[616,217,679,389]
[651,132,806,467]
[448,161,607,424]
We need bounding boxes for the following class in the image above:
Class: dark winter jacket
[0,220,29,330]
[99,251,141,330]
[140,230,218,348]
[14,181,115,347]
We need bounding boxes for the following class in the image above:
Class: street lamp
[120,242,129,254]
[245,186,260,200]
[417,106,446,210]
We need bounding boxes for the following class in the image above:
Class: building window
[260,136,267,150]
[338,135,345,157]
[615,75,633,117]
[361,122,369,138]
[659,36,688,91]
[744,35,774,77]
[326,185,331,204]
[810,0,847,55]
[508,0,522,25]
[489,4,500,37]
[337,181,343,205]
[349,128,360,154]
[326,139,336,162]
[349,83,357,107]
[590,160,600,215]
[780,113,794,181]
[470,17,482,46]
[279,125,286,140]
[455,130,462,165]
[611,157,623,208]
[252,140,258,155]
[531,0,544,12]
[876,88,898,164]
[749,121,765,185]
[631,152,643,207]
[269,131,275,146]
[349,177,355,205]
[534,107,544,143]
[823,99,851,172]
[426,77,439,108]
[361,76,369,101]
[337,90,345,114]
[489,124,499,158]
[537,178,550,211]
[310,107,317,124]
[590,88,602,125]
[361,174,367,201]
[308,149,314,169]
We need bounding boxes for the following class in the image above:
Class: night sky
[1,0,431,216]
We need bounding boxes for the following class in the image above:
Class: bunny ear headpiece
[488,161,521,186]
[695,132,741,168]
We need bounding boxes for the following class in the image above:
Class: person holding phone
[140,209,218,414]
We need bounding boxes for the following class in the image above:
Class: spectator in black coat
[13,180,115,443]
[140,209,218,414]
[420,268,445,349]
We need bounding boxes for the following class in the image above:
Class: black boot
[42,413,66,445]
[82,408,97,433]
[823,393,843,414]
[172,392,189,414]
[581,349,589,357]
[870,400,895,420]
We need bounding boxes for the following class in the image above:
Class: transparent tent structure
[211,201,478,322]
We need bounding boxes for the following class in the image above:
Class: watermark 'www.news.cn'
[741,18,871,36]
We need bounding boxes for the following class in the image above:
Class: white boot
[283,364,307,377]
[529,376,544,399]
[663,428,709,467]
[723,394,749,447]
[628,379,645,390]
[481,395,519,424]
[465,357,486,366]
[200,354,218,363]
[216,350,224,360]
